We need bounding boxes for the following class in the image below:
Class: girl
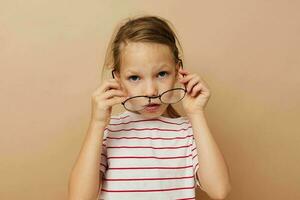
[68,15,231,200]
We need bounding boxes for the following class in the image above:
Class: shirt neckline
[123,110,187,122]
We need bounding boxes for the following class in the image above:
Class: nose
[144,80,159,97]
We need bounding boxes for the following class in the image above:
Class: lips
[145,103,160,111]
[147,103,160,107]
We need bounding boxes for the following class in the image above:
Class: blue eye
[158,71,169,78]
[128,71,169,82]
[128,75,140,81]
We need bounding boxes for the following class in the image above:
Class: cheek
[121,83,140,96]
[122,87,132,96]
[163,79,176,90]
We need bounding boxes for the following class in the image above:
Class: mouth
[144,103,161,112]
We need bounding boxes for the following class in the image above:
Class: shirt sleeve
[99,130,108,175]
[191,136,205,190]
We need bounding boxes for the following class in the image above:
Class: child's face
[115,42,180,117]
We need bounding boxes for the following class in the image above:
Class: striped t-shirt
[98,110,202,200]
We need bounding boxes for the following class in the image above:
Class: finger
[102,89,127,100]
[178,71,189,78]
[178,68,189,78]
[179,67,189,74]
[106,96,128,107]
[186,77,200,93]
[177,71,184,80]
[97,96,127,111]
[199,78,210,90]
[190,84,202,97]
[179,74,196,84]
[94,81,121,95]
[95,78,116,89]
[103,79,122,91]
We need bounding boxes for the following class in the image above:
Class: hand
[177,68,211,116]
[91,78,127,127]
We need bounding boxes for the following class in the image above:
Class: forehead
[120,42,175,73]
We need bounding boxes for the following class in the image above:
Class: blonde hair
[101,15,185,118]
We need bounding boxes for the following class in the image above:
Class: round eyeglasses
[111,60,187,112]
[120,87,187,112]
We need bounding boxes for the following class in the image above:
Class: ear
[112,69,126,90]
[112,69,121,81]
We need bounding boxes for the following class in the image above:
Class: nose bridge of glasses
[147,95,161,104]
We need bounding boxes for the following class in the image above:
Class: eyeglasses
[112,59,187,112]
[121,87,187,111]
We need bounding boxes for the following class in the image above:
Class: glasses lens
[124,96,150,111]
[160,88,186,104]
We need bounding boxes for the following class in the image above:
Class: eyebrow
[125,64,171,74]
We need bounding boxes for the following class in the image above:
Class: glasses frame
[121,87,187,112]
[111,59,187,112]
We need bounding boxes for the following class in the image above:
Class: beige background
[1,0,299,199]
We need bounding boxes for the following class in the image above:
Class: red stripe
[110,115,129,120]
[101,185,195,192]
[192,147,196,151]
[108,165,193,170]
[109,118,189,126]
[103,175,194,181]
[106,144,192,150]
[107,154,192,160]
[106,135,193,140]
[176,197,196,200]
[192,154,198,159]
[194,163,199,173]
[105,126,192,133]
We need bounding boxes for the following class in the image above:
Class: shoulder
[110,111,129,121]
[102,111,129,136]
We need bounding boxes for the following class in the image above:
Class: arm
[68,120,106,200]
[188,112,231,199]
